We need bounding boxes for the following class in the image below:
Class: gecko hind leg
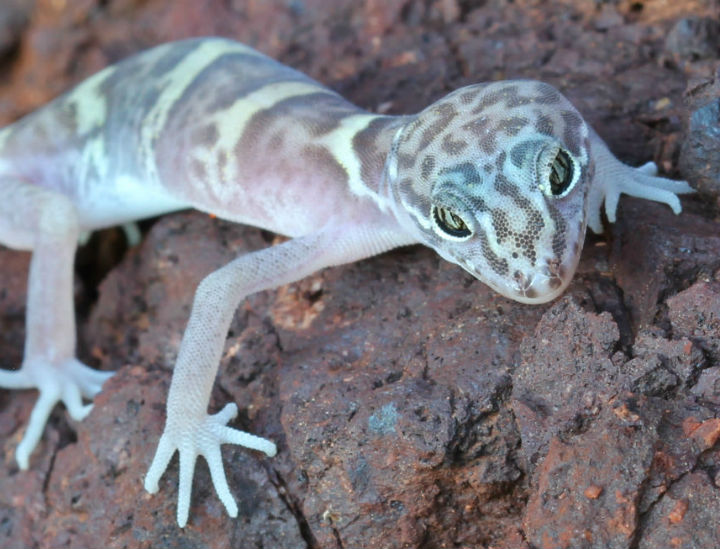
[0,176,114,468]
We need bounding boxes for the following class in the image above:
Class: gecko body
[0,37,693,526]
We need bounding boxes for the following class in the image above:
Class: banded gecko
[0,37,693,526]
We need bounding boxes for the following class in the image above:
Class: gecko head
[386,80,592,304]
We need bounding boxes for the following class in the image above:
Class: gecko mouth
[505,255,577,304]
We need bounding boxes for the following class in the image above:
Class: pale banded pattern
[0,37,694,527]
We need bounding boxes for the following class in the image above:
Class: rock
[680,70,720,200]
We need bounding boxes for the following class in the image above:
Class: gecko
[0,37,693,527]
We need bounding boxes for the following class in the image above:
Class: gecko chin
[457,252,580,305]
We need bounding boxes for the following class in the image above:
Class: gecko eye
[432,205,472,239]
[547,149,575,197]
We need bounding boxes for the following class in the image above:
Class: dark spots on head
[438,162,483,186]
[492,210,511,244]
[401,118,423,146]
[468,195,489,213]
[418,103,459,151]
[420,155,436,181]
[547,202,568,258]
[509,139,544,168]
[495,151,507,172]
[462,116,491,136]
[534,114,555,136]
[496,117,529,136]
[492,174,547,264]
[396,176,431,218]
[441,133,468,155]
[460,88,483,104]
[534,82,562,105]
[472,85,524,114]
[461,116,496,154]
[480,233,510,277]
[561,110,584,156]
[479,131,497,155]
[483,163,494,174]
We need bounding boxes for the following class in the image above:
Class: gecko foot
[144,402,277,527]
[0,357,114,469]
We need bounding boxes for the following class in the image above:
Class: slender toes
[177,449,198,528]
[638,161,658,175]
[63,383,93,420]
[16,390,59,469]
[205,446,238,518]
[215,402,239,424]
[145,435,176,493]
[219,426,277,456]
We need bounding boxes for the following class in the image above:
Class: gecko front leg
[144,221,415,527]
[0,177,114,468]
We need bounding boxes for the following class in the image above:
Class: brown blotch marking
[441,133,468,155]
[534,82,562,105]
[268,131,285,150]
[547,202,568,258]
[561,110,584,156]
[418,103,458,151]
[493,173,546,264]
[460,88,484,104]
[480,232,510,277]
[471,88,511,114]
[191,123,220,148]
[462,116,495,154]
[420,155,436,181]
[396,176,432,229]
[396,152,416,170]
[217,150,228,171]
[462,116,491,136]
[492,210,511,245]
[301,145,349,184]
[479,131,497,155]
[534,113,555,136]
[353,117,405,188]
[496,117,529,136]
[400,118,423,146]
[190,158,207,181]
[236,92,351,163]
[506,86,534,109]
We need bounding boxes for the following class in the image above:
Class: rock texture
[0,1,719,548]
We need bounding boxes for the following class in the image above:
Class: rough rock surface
[0,1,719,548]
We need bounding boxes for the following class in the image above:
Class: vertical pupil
[550,150,573,195]
[450,212,462,229]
